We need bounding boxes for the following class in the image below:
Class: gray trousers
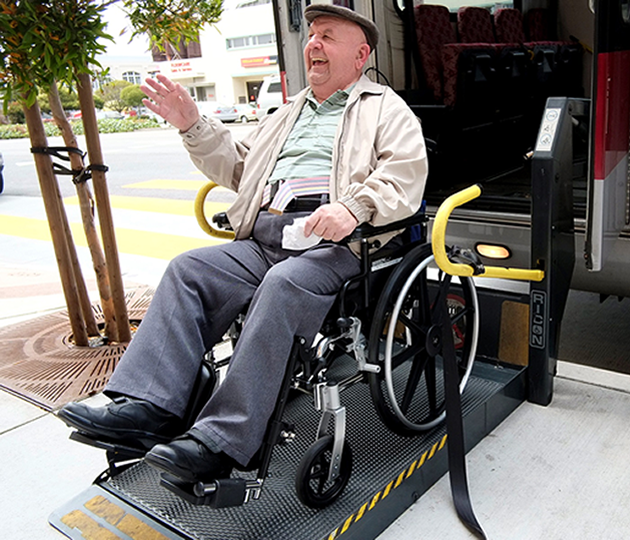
[106,211,361,465]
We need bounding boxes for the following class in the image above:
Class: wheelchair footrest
[70,430,146,476]
[70,431,146,460]
[160,474,256,508]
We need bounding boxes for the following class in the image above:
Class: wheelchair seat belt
[434,273,487,540]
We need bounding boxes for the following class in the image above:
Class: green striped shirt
[267,87,350,185]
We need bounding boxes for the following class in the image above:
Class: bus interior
[377,0,593,216]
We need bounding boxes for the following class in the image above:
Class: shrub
[0,124,29,139]
[0,117,161,139]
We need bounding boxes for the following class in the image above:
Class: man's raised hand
[141,74,200,132]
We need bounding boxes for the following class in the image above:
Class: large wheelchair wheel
[295,435,352,508]
[368,243,479,435]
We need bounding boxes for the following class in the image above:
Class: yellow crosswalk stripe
[0,214,226,260]
[64,195,230,217]
[122,179,222,191]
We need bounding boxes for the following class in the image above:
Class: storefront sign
[241,55,278,68]
[169,61,193,74]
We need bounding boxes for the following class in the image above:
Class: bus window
[623,0,630,23]
[431,1,513,11]
[394,1,513,14]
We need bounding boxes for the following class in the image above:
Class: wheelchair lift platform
[50,359,525,540]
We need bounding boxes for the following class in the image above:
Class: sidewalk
[0,262,108,539]
[3,263,630,539]
[0,234,166,539]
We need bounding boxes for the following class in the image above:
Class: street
[0,124,255,302]
[0,123,257,199]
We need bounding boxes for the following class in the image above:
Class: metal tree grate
[0,288,154,410]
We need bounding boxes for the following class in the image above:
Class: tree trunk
[76,72,132,342]
[22,100,89,346]
[58,191,101,338]
[48,82,117,341]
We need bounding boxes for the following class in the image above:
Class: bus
[272,0,630,298]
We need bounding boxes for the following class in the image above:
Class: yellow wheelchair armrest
[431,184,544,282]
[194,181,236,240]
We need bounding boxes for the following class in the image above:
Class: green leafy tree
[0,0,224,345]
[0,0,111,110]
[120,84,146,108]
[37,87,103,114]
[123,0,222,55]
[99,79,131,111]
[5,101,24,123]
[1,0,223,111]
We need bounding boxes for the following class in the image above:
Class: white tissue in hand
[282,217,322,250]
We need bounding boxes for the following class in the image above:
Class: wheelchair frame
[173,200,481,508]
[67,190,482,511]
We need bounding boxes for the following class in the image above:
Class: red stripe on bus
[594,50,630,180]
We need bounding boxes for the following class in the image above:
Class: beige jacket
[181,74,428,251]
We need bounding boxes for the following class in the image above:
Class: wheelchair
[68,183,481,510]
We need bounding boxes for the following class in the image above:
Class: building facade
[100,0,281,107]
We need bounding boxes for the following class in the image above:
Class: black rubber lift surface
[50,360,525,540]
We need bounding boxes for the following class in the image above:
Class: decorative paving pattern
[0,288,153,411]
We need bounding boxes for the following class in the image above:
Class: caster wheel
[295,435,352,508]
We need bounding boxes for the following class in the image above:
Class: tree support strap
[31,146,108,185]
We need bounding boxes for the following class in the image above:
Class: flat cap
[304,4,379,52]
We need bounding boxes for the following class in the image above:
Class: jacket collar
[287,74,385,106]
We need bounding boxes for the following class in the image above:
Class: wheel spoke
[309,464,326,481]
[400,352,429,413]
[450,304,473,326]
[391,340,426,370]
[397,310,428,338]
[311,458,328,495]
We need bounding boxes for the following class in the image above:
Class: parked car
[96,110,124,120]
[0,152,4,194]
[68,110,124,120]
[136,106,164,122]
[197,102,239,123]
[257,75,283,117]
[235,103,258,123]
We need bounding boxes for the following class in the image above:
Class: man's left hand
[304,203,358,242]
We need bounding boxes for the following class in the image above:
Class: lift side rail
[528,98,584,405]
[431,184,544,282]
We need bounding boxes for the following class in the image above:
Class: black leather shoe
[145,434,235,483]
[57,395,183,451]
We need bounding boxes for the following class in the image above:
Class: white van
[257,75,284,117]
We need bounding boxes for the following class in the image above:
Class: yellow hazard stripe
[0,214,226,260]
[330,434,448,540]
[354,502,369,522]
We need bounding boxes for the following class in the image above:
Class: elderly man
[58,5,428,484]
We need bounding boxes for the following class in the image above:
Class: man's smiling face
[303,16,370,103]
